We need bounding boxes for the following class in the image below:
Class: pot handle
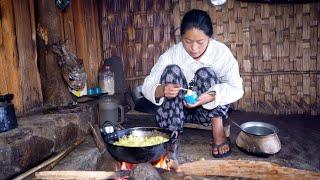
[118,105,125,124]
[100,120,115,133]
[100,121,119,141]
[100,120,125,133]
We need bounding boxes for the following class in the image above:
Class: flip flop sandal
[212,138,232,158]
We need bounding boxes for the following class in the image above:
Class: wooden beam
[0,0,22,113]
[12,0,43,113]
[72,0,89,83]
[177,160,320,179]
[35,171,121,180]
[83,0,101,87]
[33,159,320,179]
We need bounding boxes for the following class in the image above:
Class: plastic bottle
[99,65,115,95]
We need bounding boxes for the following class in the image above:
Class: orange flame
[120,161,136,170]
[118,155,169,171]
[152,155,169,170]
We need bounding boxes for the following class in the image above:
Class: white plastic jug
[98,97,124,128]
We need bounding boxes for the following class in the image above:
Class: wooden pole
[89,122,107,154]
[35,171,119,180]
[32,159,320,179]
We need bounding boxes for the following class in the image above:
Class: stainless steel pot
[235,121,281,155]
[237,121,279,136]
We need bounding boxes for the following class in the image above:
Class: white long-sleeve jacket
[142,39,244,110]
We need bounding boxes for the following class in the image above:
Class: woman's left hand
[184,92,215,108]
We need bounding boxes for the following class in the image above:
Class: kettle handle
[118,105,125,124]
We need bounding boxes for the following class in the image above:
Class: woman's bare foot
[212,117,231,157]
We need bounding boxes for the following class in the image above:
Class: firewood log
[177,160,320,179]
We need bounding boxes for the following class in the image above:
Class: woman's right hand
[163,84,180,99]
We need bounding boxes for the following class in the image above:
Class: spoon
[179,88,189,92]
[231,121,256,135]
[231,120,250,134]
[231,120,242,130]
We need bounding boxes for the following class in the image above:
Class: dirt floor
[125,110,320,172]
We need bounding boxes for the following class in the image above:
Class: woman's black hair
[180,9,213,37]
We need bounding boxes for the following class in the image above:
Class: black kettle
[0,93,18,133]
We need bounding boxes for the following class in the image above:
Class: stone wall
[0,103,97,179]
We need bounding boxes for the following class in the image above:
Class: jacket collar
[178,39,214,66]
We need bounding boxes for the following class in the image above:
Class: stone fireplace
[0,103,97,179]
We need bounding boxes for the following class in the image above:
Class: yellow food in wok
[114,134,169,147]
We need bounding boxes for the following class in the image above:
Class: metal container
[235,121,281,155]
[0,94,18,133]
[101,125,178,164]
[98,97,124,128]
[237,121,279,136]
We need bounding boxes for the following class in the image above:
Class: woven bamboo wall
[99,0,175,86]
[100,0,320,115]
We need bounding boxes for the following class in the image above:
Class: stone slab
[52,136,101,171]
[0,104,97,179]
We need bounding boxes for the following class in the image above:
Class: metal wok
[101,125,178,164]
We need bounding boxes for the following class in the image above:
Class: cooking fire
[116,154,177,171]
[110,155,174,180]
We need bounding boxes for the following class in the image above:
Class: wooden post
[12,0,43,113]
[36,0,73,107]
[0,0,23,113]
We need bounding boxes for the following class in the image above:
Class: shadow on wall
[131,85,158,114]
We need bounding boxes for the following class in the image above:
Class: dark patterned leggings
[156,65,230,133]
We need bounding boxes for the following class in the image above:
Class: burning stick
[165,159,180,171]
